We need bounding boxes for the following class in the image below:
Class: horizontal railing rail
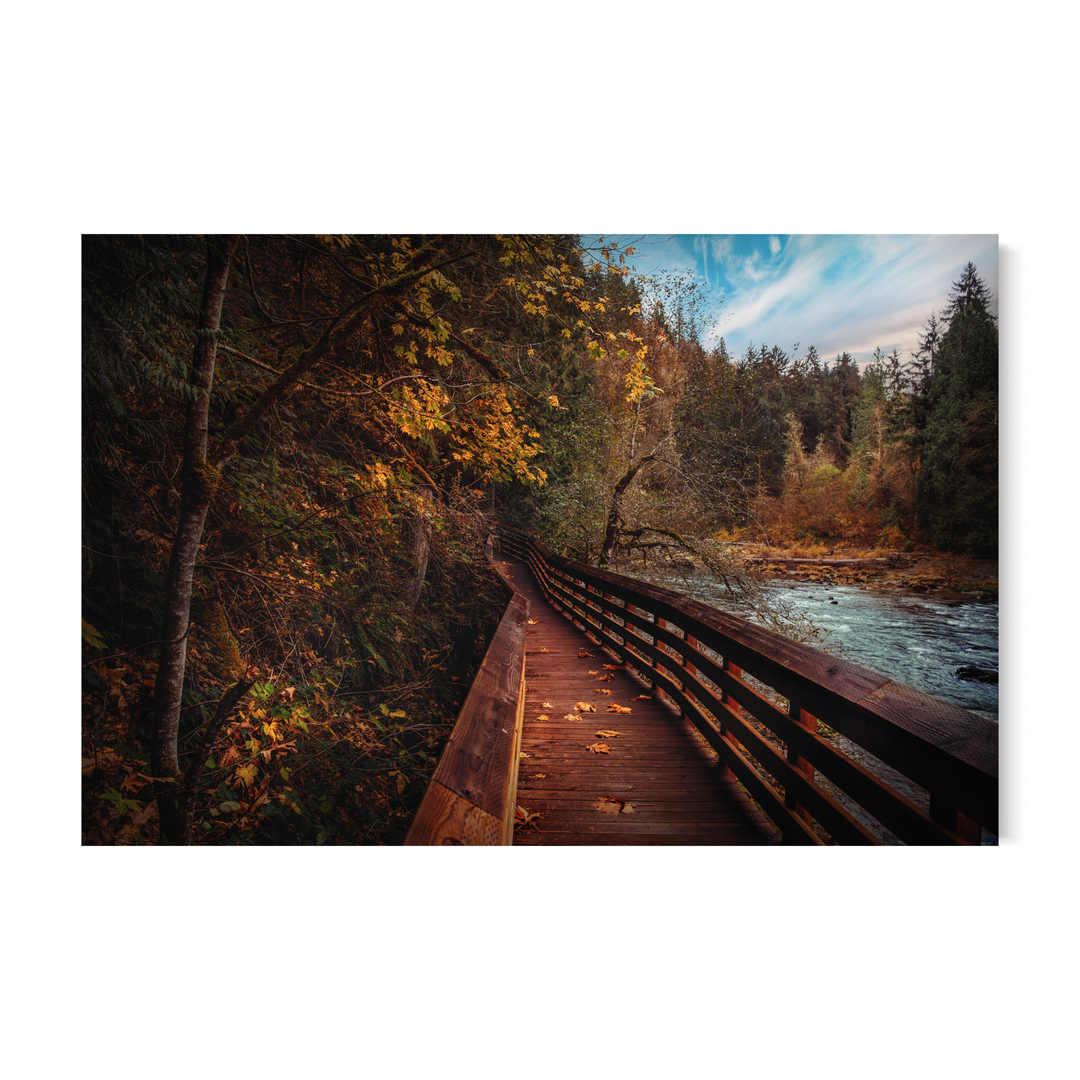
[497,525,998,846]
[404,553,529,845]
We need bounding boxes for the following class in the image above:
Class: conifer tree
[918,263,998,555]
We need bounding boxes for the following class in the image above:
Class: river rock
[955,664,998,684]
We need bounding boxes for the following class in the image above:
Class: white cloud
[769,235,781,256]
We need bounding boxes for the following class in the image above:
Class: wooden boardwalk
[496,556,780,846]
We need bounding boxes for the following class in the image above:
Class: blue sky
[588,234,999,371]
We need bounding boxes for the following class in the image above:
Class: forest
[81,234,998,845]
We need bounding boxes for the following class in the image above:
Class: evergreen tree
[918,263,998,555]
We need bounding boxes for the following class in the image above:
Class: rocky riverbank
[745,548,997,601]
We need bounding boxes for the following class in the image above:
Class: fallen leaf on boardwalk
[589,670,599,675]
[594,730,621,738]
[519,752,530,758]
[608,703,632,713]
[593,795,635,814]
[514,806,542,830]
[535,714,551,722]
[594,674,614,681]
[576,701,597,712]
[563,713,582,722]
[578,650,595,658]
[541,702,553,709]
[603,664,621,670]
[528,619,540,625]
[594,688,611,696]
[630,695,651,701]
[528,773,547,779]
[585,742,612,754]
[540,647,548,653]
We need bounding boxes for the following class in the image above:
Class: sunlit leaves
[593,796,635,814]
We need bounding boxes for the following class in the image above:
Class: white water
[650,574,999,722]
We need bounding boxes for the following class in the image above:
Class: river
[639,573,999,721]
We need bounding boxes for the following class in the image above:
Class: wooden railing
[404,556,529,845]
[497,525,998,846]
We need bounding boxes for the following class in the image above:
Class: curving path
[495,556,780,846]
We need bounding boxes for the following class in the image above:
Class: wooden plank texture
[405,591,528,845]
[497,557,779,846]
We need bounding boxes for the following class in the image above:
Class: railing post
[785,701,817,825]
[929,793,982,844]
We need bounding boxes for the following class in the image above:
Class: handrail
[497,525,998,846]
[404,556,529,845]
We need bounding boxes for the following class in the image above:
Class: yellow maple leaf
[234,763,258,789]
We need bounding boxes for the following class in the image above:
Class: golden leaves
[535,714,551,722]
[608,703,632,713]
[563,713,582,722]
[584,742,611,754]
[594,688,611,696]
[575,701,597,712]
[234,763,258,789]
[514,806,542,830]
[603,664,621,671]
[593,730,621,738]
[541,701,553,709]
[578,650,595,658]
[630,695,651,701]
[593,796,635,814]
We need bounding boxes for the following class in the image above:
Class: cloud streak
[615,234,999,368]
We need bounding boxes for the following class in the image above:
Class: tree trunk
[401,486,435,610]
[151,235,238,843]
[600,455,655,568]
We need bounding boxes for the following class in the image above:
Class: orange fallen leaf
[603,664,621,670]
[593,796,635,814]
[594,730,621,738]
[608,703,632,713]
[528,619,540,625]
[578,650,595,658]
[630,695,652,701]
[588,670,600,675]
[575,701,597,712]
[540,647,548,653]
[584,742,611,754]
[535,714,551,722]
[594,688,611,696]
[563,713,582,722]
[541,701,553,709]
[528,773,547,779]
[594,674,614,681]
[514,806,542,830]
